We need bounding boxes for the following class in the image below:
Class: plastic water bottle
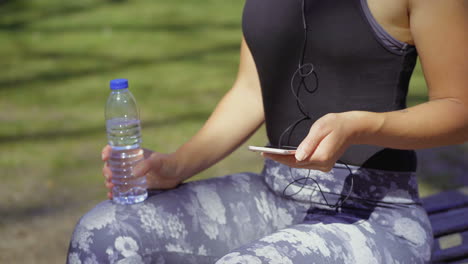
[105,78,147,204]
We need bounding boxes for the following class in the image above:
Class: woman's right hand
[102,145,185,199]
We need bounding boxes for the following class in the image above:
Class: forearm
[173,82,264,180]
[354,98,468,149]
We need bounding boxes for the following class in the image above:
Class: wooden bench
[422,186,468,263]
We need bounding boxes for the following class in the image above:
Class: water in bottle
[105,78,148,204]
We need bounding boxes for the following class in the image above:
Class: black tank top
[243,0,418,171]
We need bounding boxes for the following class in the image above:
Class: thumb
[295,124,329,162]
[133,152,163,177]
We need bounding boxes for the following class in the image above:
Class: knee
[67,200,186,263]
[74,200,119,232]
[68,201,134,263]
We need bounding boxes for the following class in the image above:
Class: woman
[67,0,468,263]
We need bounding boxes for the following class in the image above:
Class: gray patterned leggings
[67,159,433,263]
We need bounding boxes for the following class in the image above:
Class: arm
[104,38,264,192]
[173,38,264,180]
[104,38,263,193]
[356,0,468,148]
[265,0,468,171]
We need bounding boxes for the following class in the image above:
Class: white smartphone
[248,146,296,155]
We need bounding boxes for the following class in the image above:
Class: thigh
[216,208,432,264]
[216,221,347,264]
[68,172,308,263]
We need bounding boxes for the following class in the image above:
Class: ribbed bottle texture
[105,79,148,204]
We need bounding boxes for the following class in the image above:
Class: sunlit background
[0,0,466,262]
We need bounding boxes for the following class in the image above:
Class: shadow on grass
[0,0,241,89]
[0,0,239,33]
[0,43,239,89]
[0,111,209,144]
[0,42,239,88]
[1,22,240,33]
[0,0,126,31]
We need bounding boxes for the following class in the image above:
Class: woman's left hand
[262,112,368,172]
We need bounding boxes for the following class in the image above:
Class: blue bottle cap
[110,79,129,90]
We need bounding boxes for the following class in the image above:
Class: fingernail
[295,147,306,161]
[101,152,105,160]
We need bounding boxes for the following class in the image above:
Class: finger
[103,162,112,181]
[263,153,309,167]
[295,122,331,161]
[263,153,330,171]
[107,191,113,200]
[303,133,345,172]
[308,132,345,165]
[133,158,151,177]
[102,145,112,161]
[262,153,298,166]
[133,152,163,177]
[105,180,114,189]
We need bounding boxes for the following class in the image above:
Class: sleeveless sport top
[243,0,418,171]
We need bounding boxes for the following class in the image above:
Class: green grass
[0,0,463,262]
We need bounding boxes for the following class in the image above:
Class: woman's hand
[102,145,185,199]
[262,112,369,172]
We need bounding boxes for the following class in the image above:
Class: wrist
[345,111,384,145]
[171,148,198,182]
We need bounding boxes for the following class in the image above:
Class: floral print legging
[67,159,433,263]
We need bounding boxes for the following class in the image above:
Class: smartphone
[248,146,296,155]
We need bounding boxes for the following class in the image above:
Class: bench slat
[429,207,468,237]
[431,231,468,263]
[422,187,468,214]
